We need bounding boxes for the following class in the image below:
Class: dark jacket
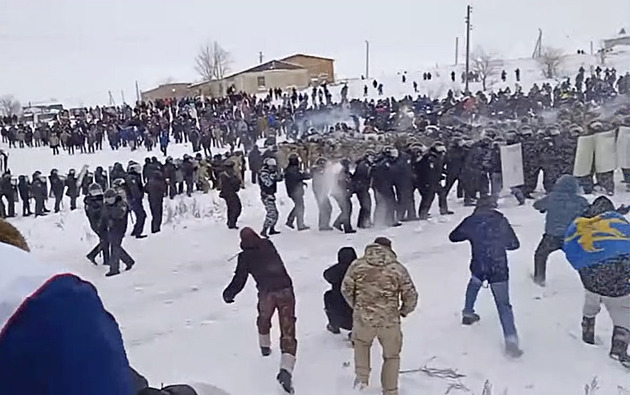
[102,197,129,238]
[324,247,357,295]
[145,174,166,201]
[248,148,263,173]
[579,255,630,297]
[64,176,79,198]
[533,175,589,237]
[219,169,241,198]
[125,173,144,201]
[284,163,309,198]
[223,238,293,300]
[449,207,520,283]
[84,195,105,236]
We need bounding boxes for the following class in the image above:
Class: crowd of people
[2,62,630,394]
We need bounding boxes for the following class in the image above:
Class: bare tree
[0,95,22,117]
[471,48,503,91]
[195,41,232,81]
[538,47,565,79]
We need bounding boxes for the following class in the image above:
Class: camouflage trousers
[352,319,402,395]
[257,288,298,357]
[261,194,279,229]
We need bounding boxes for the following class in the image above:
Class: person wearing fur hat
[222,227,297,393]
[563,196,630,368]
[341,237,418,394]
[449,195,523,358]
[0,218,135,394]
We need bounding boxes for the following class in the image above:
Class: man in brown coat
[342,237,418,395]
[223,227,297,393]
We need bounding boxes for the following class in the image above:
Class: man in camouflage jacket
[341,237,418,395]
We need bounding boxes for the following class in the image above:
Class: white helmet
[264,157,277,167]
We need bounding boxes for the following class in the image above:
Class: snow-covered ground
[6,141,630,394]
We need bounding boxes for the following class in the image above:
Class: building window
[257,76,266,88]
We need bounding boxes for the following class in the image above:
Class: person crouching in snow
[222,227,298,393]
[341,237,418,395]
[449,195,523,358]
[324,246,357,337]
[0,218,135,394]
[532,175,589,286]
[563,196,630,368]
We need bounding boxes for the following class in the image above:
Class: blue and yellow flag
[564,211,630,270]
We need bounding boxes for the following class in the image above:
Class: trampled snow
[7,141,630,394]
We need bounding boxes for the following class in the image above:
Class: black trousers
[224,194,242,228]
[287,195,305,228]
[324,290,353,331]
[534,233,564,282]
[148,197,164,233]
[355,189,372,228]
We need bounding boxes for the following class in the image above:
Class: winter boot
[353,378,368,390]
[277,369,293,393]
[269,228,281,235]
[462,313,481,326]
[505,342,524,358]
[285,221,294,229]
[261,347,271,357]
[581,316,596,345]
[344,226,356,234]
[297,225,310,231]
[105,269,120,277]
[326,323,340,334]
[610,326,630,368]
[260,227,269,238]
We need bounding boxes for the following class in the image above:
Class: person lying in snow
[563,196,630,368]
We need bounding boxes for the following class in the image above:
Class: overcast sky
[0,0,628,106]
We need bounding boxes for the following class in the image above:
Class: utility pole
[135,81,140,103]
[365,40,370,79]
[259,51,264,64]
[464,5,472,95]
[455,37,459,65]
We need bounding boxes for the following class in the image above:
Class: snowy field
[6,141,630,395]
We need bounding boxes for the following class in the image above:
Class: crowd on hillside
[0,65,628,158]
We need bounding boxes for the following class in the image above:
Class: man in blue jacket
[563,196,630,368]
[449,195,523,358]
[533,175,589,286]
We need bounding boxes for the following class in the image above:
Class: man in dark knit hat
[223,227,297,393]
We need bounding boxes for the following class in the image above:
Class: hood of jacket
[337,247,357,266]
[553,174,580,194]
[363,244,397,267]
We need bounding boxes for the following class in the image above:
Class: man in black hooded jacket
[284,154,310,231]
[324,247,357,335]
